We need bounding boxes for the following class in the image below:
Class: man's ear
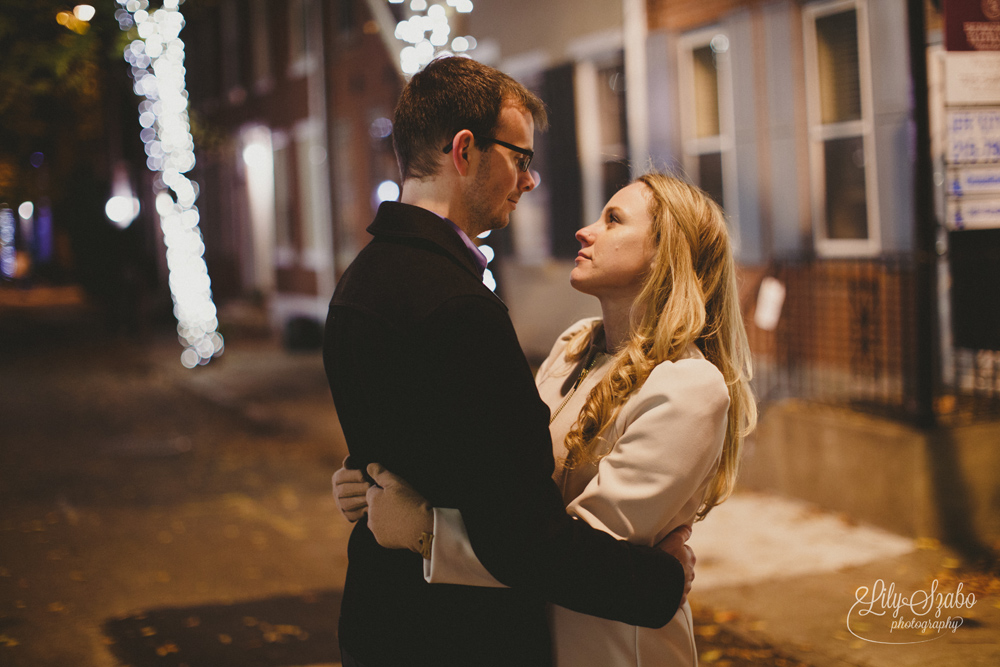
[448,130,475,177]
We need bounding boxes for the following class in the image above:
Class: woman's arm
[566,357,730,546]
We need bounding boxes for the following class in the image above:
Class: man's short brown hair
[393,56,547,182]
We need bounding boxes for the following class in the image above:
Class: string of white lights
[117,0,223,368]
[390,1,477,76]
[388,1,498,289]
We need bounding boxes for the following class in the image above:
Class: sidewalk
[689,492,999,666]
[167,335,999,666]
[4,293,995,667]
[162,332,1000,667]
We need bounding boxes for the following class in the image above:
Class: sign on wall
[946,109,1000,228]
[945,0,1000,51]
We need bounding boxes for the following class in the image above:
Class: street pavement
[1,295,997,666]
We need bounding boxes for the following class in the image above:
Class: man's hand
[332,457,371,523]
[366,463,434,553]
[657,524,695,606]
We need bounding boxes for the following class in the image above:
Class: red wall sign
[946,0,1000,51]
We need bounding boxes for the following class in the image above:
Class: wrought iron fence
[742,257,1000,426]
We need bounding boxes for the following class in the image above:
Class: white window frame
[803,0,880,257]
[677,26,740,238]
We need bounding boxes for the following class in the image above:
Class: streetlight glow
[74,5,96,22]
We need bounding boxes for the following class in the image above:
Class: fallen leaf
[47,602,66,613]
[218,634,232,645]
[695,624,720,638]
[141,627,157,637]
[713,610,738,623]
[183,616,200,628]
[155,642,179,656]
[700,649,723,663]
[0,634,19,647]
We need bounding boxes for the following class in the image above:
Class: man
[323,56,691,667]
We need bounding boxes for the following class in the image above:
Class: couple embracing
[324,55,756,667]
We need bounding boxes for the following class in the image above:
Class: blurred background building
[2,0,998,548]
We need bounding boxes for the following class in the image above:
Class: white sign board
[947,198,1000,229]
[945,52,1000,104]
[947,109,1000,164]
[948,166,1000,196]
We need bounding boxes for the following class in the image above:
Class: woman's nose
[576,223,596,245]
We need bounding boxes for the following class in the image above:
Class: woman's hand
[657,524,695,605]
[366,463,434,553]
[332,457,371,523]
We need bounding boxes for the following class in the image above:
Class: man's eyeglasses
[442,137,534,172]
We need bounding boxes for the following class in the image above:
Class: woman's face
[570,182,656,302]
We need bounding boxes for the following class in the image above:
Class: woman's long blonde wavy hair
[561,172,757,520]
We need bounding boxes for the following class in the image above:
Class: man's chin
[488,215,511,232]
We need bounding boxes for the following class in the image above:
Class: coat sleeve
[413,296,684,629]
[567,358,730,546]
[423,507,506,587]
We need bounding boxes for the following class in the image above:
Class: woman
[334,172,756,665]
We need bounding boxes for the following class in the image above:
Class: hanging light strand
[393,0,477,75]
[118,0,223,368]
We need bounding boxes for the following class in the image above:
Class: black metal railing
[742,257,999,426]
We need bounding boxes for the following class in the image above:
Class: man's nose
[519,169,537,192]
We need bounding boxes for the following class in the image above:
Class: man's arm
[408,296,685,628]
[353,464,695,603]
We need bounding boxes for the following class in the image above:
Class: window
[271,132,294,267]
[575,51,630,233]
[678,29,737,223]
[288,0,315,77]
[249,0,273,93]
[804,0,879,255]
[220,0,246,101]
[295,120,331,270]
[596,61,631,203]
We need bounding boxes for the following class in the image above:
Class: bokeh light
[105,196,140,228]
[73,5,96,22]
[118,0,222,367]
[375,180,400,205]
